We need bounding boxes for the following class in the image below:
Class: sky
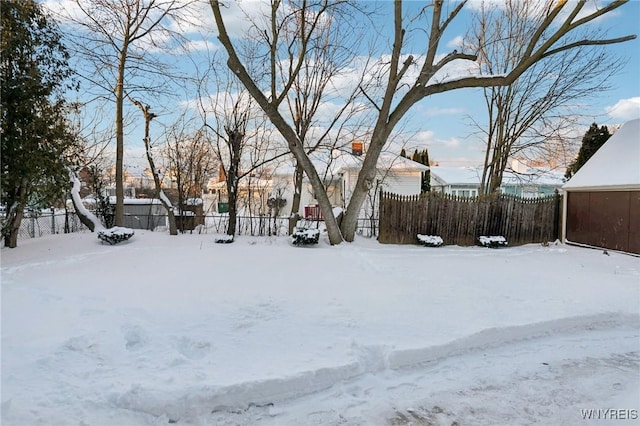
[46,0,640,173]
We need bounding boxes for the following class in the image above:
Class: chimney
[351,141,364,156]
[218,164,226,182]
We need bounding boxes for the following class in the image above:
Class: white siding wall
[342,169,423,218]
[379,170,422,195]
[273,175,342,217]
[272,175,296,216]
[277,168,421,219]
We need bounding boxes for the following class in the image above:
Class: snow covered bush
[292,228,320,246]
[97,227,134,245]
[417,234,443,247]
[215,234,234,244]
[478,235,508,248]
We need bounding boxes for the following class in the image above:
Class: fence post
[553,189,561,241]
[50,207,56,234]
[30,213,35,238]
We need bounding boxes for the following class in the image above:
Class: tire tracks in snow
[109,311,639,422]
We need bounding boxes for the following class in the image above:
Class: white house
[204,177,273,216]
[271,143,429,219]
[430,164,564,198]
[429,166,482,197]
[338,152,428,218]
[270,162,342,219]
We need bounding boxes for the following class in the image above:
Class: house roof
[429,166,482,186]
[430,166,565,187]
[336,153,429,173]
[271,151,428,177]
[563,119,640,191]
[208,178,272,191]
[502,170,565,187]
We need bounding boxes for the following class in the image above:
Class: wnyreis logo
[580,409,638,420]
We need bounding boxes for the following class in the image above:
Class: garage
[563,119,640,255]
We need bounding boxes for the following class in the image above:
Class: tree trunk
[340,132,388,242]
[114,46,128,227]
[134,101,178,235]
[151,177,177,235]
[224,128,244,236]
[226,178,239,236]
[288,162,304,234]
[4,206,24,248]
[69,170,103,232]
[3,178,29,248]
[165,203,177,235]
[74,205,96,231]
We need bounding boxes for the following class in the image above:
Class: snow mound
[97,227,134,245]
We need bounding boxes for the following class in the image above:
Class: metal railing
[7,211,380,241]
[6,210,92,240]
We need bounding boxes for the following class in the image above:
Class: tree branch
[540,35,637,59]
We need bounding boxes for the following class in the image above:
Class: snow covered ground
[1,231,639,425]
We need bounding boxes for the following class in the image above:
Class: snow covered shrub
[478,235,508,248]
[292,228,320,246]
[97,227,134,245]
[417,234,443,247]
[215,234,234,244]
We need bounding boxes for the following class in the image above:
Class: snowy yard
[1,232,639,425]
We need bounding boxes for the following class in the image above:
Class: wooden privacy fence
[379,191,561,246]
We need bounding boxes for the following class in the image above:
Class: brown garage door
[567,191,640,255]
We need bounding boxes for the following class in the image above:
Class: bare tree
[280,5,367,233]
[163,119,216,230]
[209,0,634,244]
[131,99,178,235]
[200,86,286,236]
[53,0,196,227]
[466,0,625,195]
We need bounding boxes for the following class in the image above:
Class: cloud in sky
[423,107,465,117]
[605,97,640,121]
[446,35,464,50]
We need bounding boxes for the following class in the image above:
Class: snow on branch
[69,170,104,232]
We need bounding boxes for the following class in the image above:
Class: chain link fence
[11,209,92,240]
[7,210,379,241]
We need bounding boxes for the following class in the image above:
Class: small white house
[205,177,273,215]
[430,166,482,197]
[271,144,428,219]
[270,163,342,218]
[337,152,428,218]
[430,164,564,198]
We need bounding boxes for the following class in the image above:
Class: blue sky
[390,0,640,166]
[50,0,640,171]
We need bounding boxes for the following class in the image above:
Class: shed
[562,119,640,254]
[108,197,168,230]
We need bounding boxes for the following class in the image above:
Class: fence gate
[378,191,561,246]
